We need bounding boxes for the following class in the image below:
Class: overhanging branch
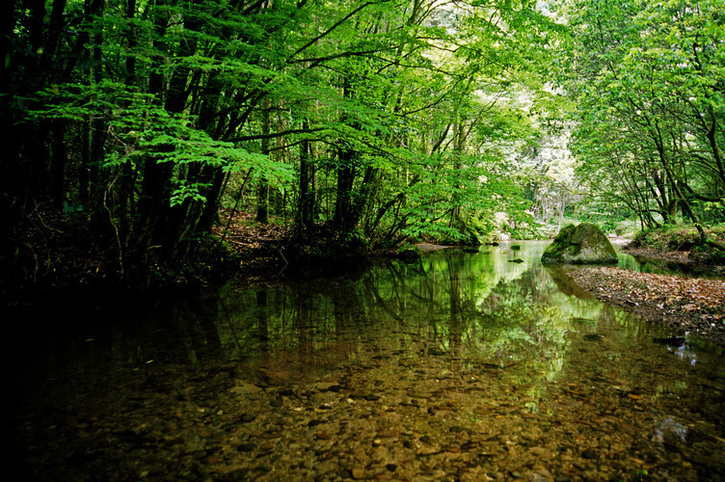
[229,127,326,143]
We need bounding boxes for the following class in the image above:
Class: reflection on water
[8,242,725,480]
[222,243,592,376]
[616,244,724,279]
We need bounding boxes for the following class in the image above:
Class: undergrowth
[630,224,725,263]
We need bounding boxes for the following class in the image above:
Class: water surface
[8,242,725,480]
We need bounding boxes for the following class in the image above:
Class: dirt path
[569,266,725,344]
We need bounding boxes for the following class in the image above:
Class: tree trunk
[297,123,315,235]
[51,120,66,209]
[196,168,226,234]
[256,99,272,224]
[333,146,357,231]
[86,0,106,221]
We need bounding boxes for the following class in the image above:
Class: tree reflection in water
[8,242,725,480]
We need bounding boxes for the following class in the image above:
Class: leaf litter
[570,267,725,344]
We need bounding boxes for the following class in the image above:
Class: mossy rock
[542,223,618,265]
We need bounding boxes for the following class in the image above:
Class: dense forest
[1,0,724,291]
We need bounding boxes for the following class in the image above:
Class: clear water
[8,242,725,481]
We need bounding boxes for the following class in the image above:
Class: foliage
[558,0,725,231]
[2,0,567,288]
[631,224,725,254]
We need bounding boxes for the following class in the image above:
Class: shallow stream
[7,242,725,480]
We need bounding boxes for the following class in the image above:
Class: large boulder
[542,223,618,264]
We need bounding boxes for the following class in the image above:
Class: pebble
[581,449,598,460]
[240,414,256,423]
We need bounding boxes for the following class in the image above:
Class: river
[6,241,725,480]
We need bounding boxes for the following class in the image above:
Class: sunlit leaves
[29,79,289,209]
[559,0,725,226]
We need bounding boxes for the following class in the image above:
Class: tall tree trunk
[51,120,66,209]
[296,120,315,236]
[333,147,357,231]
[116,0,138,245]
[193,71,226,236]
[652,122,706,242]
[79,119,90,204]
[705,114,725,189]
[131,0,204,262]
[0,0,18,254]
[256,99,272,224]
[449,119,465,232]
[124,0,137,84]
[256,182,269,224]
[196,168,226,234]
[128,0,171,267]
[87,0,106,221]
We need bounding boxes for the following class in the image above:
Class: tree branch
[286,0,394,63]
[229,127,326,143]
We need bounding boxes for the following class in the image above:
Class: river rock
[541,223,617,265]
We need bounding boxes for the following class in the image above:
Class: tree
[2,0,564,288]
[560,0,725,234]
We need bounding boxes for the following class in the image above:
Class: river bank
[568,266,725,344]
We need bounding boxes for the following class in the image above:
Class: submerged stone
[653,336,686,347]
[541,223,618,265]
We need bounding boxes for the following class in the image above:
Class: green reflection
[216,243,617,397]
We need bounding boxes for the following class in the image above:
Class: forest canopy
[561,0,725,235]
[1,0,724,289]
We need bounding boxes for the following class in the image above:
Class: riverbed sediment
[568,266,725,344]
